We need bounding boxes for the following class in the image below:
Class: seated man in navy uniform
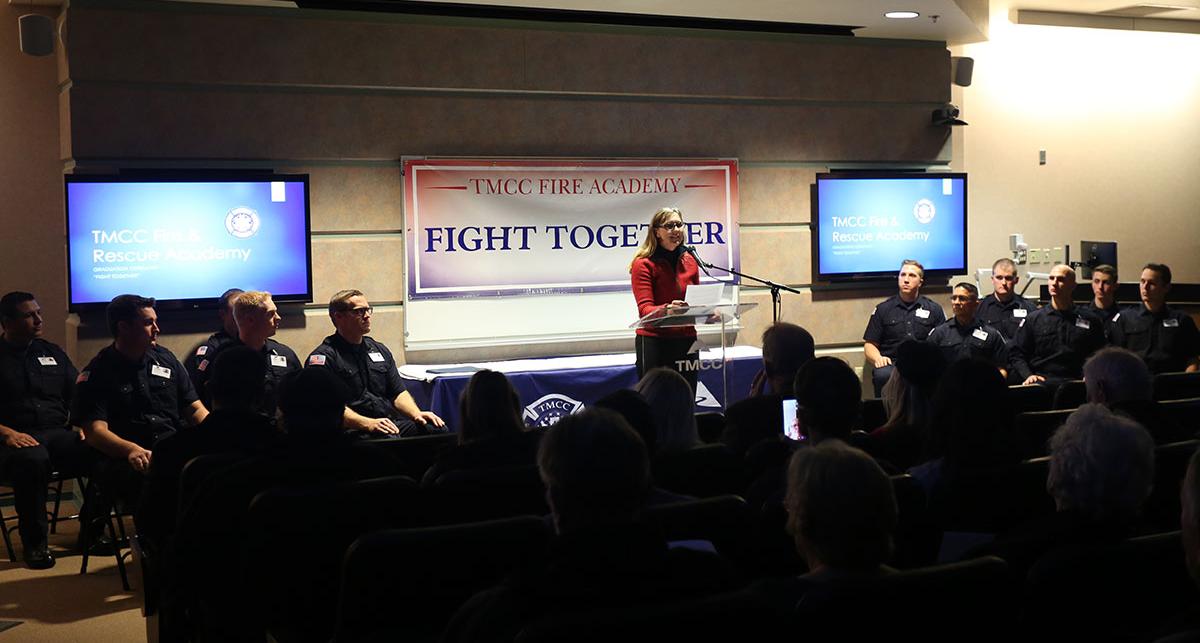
[306,289,445,436]
[1009,265,1107,387]
[926,282,1009,379]
[1082,264,1121,339]
[976,257,1038,345]
[74,294,208,519]
[863,259,946,396]
[191,290,301,419]
[1111,263,1200,374]
[0,292,94,569]
[183,287,242,389]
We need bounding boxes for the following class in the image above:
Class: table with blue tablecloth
[399,346,764,430]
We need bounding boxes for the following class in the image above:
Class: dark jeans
[0,428,95,548]
[872,364,895,398]
[635,334,699,392]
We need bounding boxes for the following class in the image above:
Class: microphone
[682,244,705,268]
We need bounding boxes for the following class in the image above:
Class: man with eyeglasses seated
[305,289,446,436]
[190,290,301,419]
[976,257,1038,346]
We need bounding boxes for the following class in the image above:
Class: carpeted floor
[0,499,144,642]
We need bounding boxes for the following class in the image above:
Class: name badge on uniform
[1013,308,1028,318]
[270,354,288,368]
[972,329,989,341]
[1164,318,1180,328]
[1112,313,1121,322]
[368,352,385,363]
[1075,318,1091,330]
[38,356,58,366]
[915,308,930,319]
[151,365,172,379]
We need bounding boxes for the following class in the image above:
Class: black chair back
[176,452,245,525]
[1144,440,1200,532]
[889,474,940,569]
[1025,531,1199,641]
[653,444,742,498]
[1161,398,1200,435]
[1006,384,1053,415]
[428,465,548,524]
[1052,379,1087,410]
[334,515,550,643]
[861,397,888,432]
[1014,409,1073,459]
[929,458,1055,535]
[245,475,421,643]
[792,556,1015,641]
[695,411,726,444]
[1155,372,1200,402]
[371,432,458,481]
[641,495,752,567]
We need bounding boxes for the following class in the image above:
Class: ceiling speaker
[19,14,55,57]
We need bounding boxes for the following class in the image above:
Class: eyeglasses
[657,222,685,230]
[345,306,372,318]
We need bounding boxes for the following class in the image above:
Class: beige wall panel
[305,165,404,232]
[67,6,948,103]
[66,85,949,163]
[739,288,892,349]
[311,236,405,304]
[739,227,810,287]
[739,166,818,224]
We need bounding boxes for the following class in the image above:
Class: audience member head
[794,357,862,443]
[233,290,280,345]
[208,345,266,412]
[594,389,657,455]
[217,288,244,337]
[276,367,351,442]
[106,294,158,354]
[761,322,815,396]
[0,291,42,343]
[328,289,372,342]
[1084,347,1153,406]
[458,369,525,445]
[925,358,1014,470]
[1090,265,1117,308]
[881,340,945,433]
[538,408,651,534]
[1047,403,1154,523]
[1141,263,1173,313]
[897,259,925,301]
[1048,264,1077,309]
[634,368,699,453]
[1181,449,1200,584]
[784,440,898,573]
[991,258,1020,301]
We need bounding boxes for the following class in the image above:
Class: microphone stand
[686,247,800,324]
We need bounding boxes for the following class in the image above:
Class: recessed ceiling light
[885,11,921,19]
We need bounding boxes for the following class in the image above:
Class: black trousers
[635,334,699,392]
[0,428,94,548]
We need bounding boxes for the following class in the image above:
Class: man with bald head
[1009,264,1107,386]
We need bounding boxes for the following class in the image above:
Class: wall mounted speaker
[951,56,974,87]
[19,14,55,57]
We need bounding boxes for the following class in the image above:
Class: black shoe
[23,545,56,570]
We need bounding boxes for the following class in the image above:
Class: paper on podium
[684,283,724,307]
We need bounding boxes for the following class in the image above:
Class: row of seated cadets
[185,288,446,438]
[864,258,1198,396]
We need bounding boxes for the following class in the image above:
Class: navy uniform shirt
[74,344,199,448]
[1111,305,1200,374]
[1009,306,1107,381]
[184,329,237,393]
[193,337,301,418]
[1080,301,1122,339]
[0,338,77,432]
[976,293,1038,343]
[306,334,408,421]
[926,317,1009,370]
[863,295,946,358]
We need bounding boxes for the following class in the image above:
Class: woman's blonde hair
[628,207,683,273]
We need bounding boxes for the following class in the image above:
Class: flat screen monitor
[65,174,312,310]
[812,172,968,281]
[1078,240,1117,279]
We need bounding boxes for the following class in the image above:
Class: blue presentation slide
[67,180,310,305]
[817,176,966,276]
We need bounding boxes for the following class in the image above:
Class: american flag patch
[308,355,326,366]
[196,345,208,356]
[76,371,90,383]
[197,359,209,372]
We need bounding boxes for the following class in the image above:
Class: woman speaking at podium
[629,206,700,390]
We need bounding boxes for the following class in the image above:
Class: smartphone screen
[782,398,802,441]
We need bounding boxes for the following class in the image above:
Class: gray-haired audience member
[634,367,699,454]
[1084,347,1193,443]
[1048,403,1154,523]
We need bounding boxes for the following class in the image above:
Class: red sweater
[631,252,700,338]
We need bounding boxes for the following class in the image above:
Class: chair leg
[48,475,66,535]
[108,513,131,592]
[0,502,16,562]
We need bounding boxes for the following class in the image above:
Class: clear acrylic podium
[630,302,757,409]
